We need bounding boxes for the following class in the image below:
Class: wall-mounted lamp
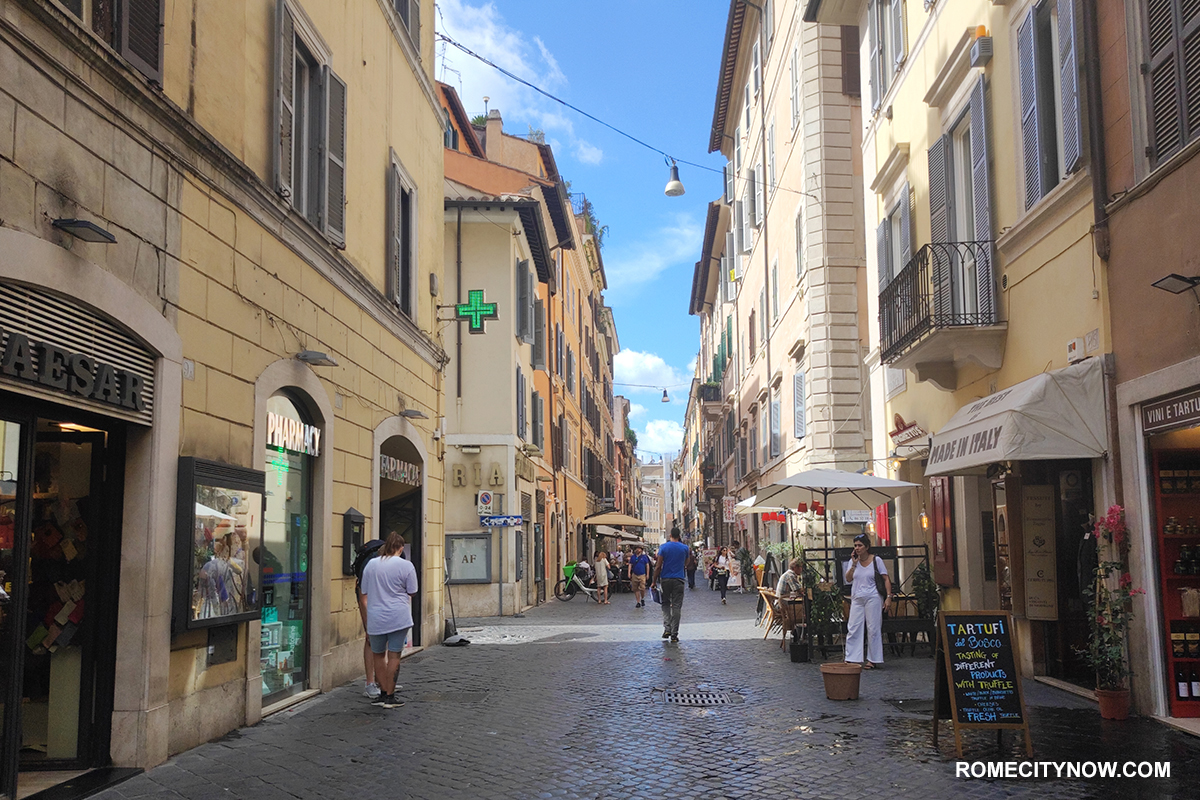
[919,509,930,531]
[664,159,686,197]
[461,445,481,454]
[400,409,428,419]
[295,350,339,367]
[52,218,117,244]
[1152,273,1200,294]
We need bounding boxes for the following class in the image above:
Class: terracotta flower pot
[820,662,862,700]
[1095,688,1130,720]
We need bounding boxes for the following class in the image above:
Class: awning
[581,512,647,527]
[595,525,641,541]
[926,358,1107,476]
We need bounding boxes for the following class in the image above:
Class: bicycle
[553,563,598,602]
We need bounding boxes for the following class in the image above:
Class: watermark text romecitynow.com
[956,761,1170,779]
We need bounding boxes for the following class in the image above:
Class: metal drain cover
[884,698,934,714]
[662,690,731,706]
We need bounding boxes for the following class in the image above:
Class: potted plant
[1077,505,1144,720]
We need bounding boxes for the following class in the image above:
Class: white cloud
[686,356,697,375]
[627,403,647,419]
[603,212,703,296]
[614,350,688,395]
[637,420,684,455]
[437,2,602,165]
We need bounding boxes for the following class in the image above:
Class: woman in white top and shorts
[594,550,611,604]
[844,533,893,668]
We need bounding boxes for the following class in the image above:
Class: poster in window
[447,533,491,583]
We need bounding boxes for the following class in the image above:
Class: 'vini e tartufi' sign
[0,325,145,412]
[1143,387,1200,435]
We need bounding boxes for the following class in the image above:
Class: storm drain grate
[884,698,935,714]
[662,690,731,706]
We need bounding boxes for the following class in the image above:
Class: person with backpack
[353,537,385,699]
[360,531,419,708]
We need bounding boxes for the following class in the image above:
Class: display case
[1153,450,1200,717]
[174,458,266,631]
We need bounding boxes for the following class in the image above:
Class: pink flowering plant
[1078,505,1144,691]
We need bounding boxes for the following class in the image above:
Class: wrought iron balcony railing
[879,241,997,364]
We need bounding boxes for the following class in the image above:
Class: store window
[261,393,315,704]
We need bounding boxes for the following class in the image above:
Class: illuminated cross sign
[456,290,499,334]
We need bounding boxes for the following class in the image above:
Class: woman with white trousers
[844,533,893,668]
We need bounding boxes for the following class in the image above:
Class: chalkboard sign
[932,610,1032,757]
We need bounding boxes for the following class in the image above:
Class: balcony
[699,382,723,421]
[879,242,1007,391]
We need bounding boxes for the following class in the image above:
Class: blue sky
[435,0,730,458]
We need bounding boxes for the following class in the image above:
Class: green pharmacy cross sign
[455,290,499,334]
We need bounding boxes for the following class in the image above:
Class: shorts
[631,574,647,591]
[368,627,411,654]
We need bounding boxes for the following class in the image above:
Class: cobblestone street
[96,586,1200,800]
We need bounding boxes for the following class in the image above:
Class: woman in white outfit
[844,533,893,668]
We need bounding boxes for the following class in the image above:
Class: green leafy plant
[801,560,843,638]
[911,560,940,619]
[1077,505,1143,691]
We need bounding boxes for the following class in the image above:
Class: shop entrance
[0,396,125,800]
[378,436,422,646]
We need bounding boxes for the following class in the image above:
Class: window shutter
[1017,10,1043,210]
[867,0,880,111]
[1144,0,1183,163]
[759,287,767,340]
[746,171,757,229]
[899,181,913,270]
[323,68,348,247]
[876,218,891,289]
[890,0,906,68]
[386,164,400,306]
[536,394,545,450]
[927,135,954,319]
[533,300,546,370]
[970,77,996,320]
[524,264,536,344]
[790,49,798,129]
[118,0,164,83]
[771,263,779,320]
[794,371,806,439]
[842,25,861,97]
[763,0,773,46]
[768,123,776,189]
[770,391,781,458]
[753,41,761,95]
[754,163,765,226]
[1058,0,1082,175]
[726,230,737,281]
[795,210,804,282]
[274,0,296,199]
[724,160,734,203]
[408,0,421,49]
[745,84,752,130]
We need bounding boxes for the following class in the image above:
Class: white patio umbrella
[733,495,787,515]
[754,469,918,565]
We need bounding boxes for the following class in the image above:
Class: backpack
[352,539,385,587]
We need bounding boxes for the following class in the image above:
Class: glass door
[0,416,30,800]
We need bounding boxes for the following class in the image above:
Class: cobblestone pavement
[96,584,1200,800]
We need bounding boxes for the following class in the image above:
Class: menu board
[933,611,1032,756]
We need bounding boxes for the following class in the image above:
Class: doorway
[0,397,125,800]
[378,436,422,646]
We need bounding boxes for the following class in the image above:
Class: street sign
[477,491,493,515]
[481,514,523,527]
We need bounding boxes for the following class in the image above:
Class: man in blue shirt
[628,545,653,609]
[651,527,690,643]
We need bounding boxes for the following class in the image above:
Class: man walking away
[629,545,652,608]
[651,528,689,643]
[360,531,418,708]
[685,547,698,590]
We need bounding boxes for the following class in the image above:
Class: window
[739,195,753,254]
[443,108,458,150]
[387,157,416,316]
[532,391,544,451]
[516,260,534,343]
[555,324,564,376]
[734,126,742,174]
[950,116,979,315]
[754,163,765,226]
[795,208,805,283]
[752,39,762,96]
[767,122,777,192]
[276,0,347,246]
[771,261,779,321]
[517,366,526,440]
[533,300,547,371]
[790,46,801,130]
[770,385,781,458]
[762,0,774,49]
[876,184,911,289]
[744,83,753,131]
[393,0,421,45]
[1018,0,1082,209]
[749,424,758,471]
[724,160,735,203]
[793,371,806,440]
[567,349,575,396]
[749,309,757,353]
[867,0,906,111]
[759,287,767,342]
[1144,0,1200,165]
[84,0,164,82]
[761,404,770,465]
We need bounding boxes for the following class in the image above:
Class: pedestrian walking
[844,533,892,669]
[715,546,731,604]
[359,531,419,708]
[685,548,698,590]
[651,527,689,643]
[595,550,611,604]
[629,544,652,607]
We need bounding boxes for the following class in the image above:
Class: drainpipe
[1081,0,1110,262]
[456,207,463,400]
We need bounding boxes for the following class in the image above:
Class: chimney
[485,109,503,161]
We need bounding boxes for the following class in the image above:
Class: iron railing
[698,383,722,403]
[879,241,997,364]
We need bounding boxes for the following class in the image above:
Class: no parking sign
[477,491,493,515]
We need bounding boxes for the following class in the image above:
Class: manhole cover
[884,698,934,714]
[662,690,731,706]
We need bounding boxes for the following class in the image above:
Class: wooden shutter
[890,0,905,68]
[1058,0,1082,174]
[533,300,546,371]
[970,77,996,320]
[274,0,296,199]
[770,391,781,457]
[734,200,745,255]
[746,171,757,229]
[1017,10,1043,210]
[927,135,953,319]
[768,124,776,188]
[899,181,913,271]
[724,161,734,203]
[753,40,761,95]
[523,264,535,344]
[931,476,956,586]
[118,0,163,82]
[1144,0,1183,162]
[409,0,421,49]
[842,26,861,98]
[759,287,767,341]
[324,68,348,247]
[386,164,400,306]
[516,261,528,340]
[867,0,879,110]
[793,372,806,439]
[754,163,765,226]
[876,218,891,289]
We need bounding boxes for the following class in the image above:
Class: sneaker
[670,635,679,643]
[374,694,405,709]
[722,598,727,605]
[662,631,671,639]
[364,682,381,699]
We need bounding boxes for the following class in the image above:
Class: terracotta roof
[437,82,485,158]
[709,1,750,154]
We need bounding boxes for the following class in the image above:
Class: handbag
[873,558,888,600]
[650,585,662,605]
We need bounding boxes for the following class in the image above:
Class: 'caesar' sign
[0,325,145,412]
